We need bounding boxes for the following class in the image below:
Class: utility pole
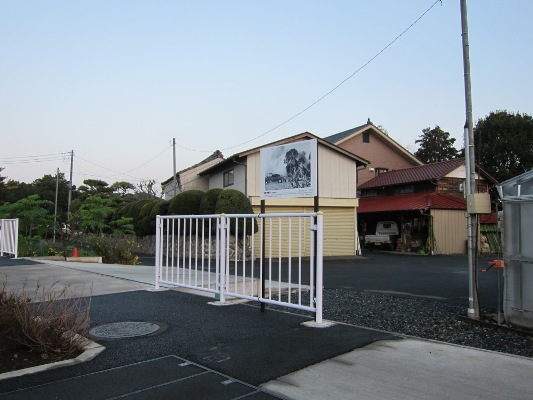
[172,138,178,197]
[460,0,479,319]
[67,150,74,218]
[53,168,59,243]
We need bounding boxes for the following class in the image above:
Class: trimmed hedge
[215,189,257,236]
[168,190,204,215]
[199,188,223,215]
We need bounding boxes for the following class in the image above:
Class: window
[223,169,234,187]
[375,168,388,176]
[362,131,370,143]
[396,185,414,194]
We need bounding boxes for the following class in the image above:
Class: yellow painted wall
[250,201,358,257]
[431,209,467,254]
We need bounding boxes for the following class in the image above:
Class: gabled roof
[358,193,466,213]
[199,132,369,176]
[359,158,467,190]
[323,123,369,144]
[161,150,224,185]
[324,120,422,166]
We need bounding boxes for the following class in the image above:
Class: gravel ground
[277,288,533,358]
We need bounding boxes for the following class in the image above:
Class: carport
[358,193,467,254]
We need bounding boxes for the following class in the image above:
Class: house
[199,132,369,256]
[161,150,224,200]
[324,119,422,186]
[357,158,497,254]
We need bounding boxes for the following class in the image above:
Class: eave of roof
[199,132,370,176]
[359,158,467,190]
[324,122,422,166]
[161,150,224,185]
[358,193,467,213]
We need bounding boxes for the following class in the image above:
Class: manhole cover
[90,322,161,339]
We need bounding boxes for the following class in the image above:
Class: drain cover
[90,322,161,339]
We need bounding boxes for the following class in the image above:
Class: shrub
[168,190,204,215]
[199,188,223,215]
[215,189,258,236]
[138,201,159,236]
[88,234,140,265]
[149,200,170,234]
[0,281,90,359]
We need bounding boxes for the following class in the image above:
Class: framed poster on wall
[260,139,317,200]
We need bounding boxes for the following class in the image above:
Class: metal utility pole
[460,0,479,319]
[53,168,59,243]
[67,150,74,218]
[172,138,178,197]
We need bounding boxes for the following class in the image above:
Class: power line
[0,152,69,164]
[178,0,443,153]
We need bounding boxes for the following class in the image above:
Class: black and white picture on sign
[260,139,317,199]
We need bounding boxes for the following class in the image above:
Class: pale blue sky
[1,1,532,192]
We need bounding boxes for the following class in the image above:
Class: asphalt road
[138,252,503,310]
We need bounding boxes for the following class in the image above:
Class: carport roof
[358,193,466,213]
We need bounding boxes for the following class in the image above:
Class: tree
[0,195,54,237]
[78,196,114,235]
[31,173,70,215]
[135,179,159,200]
[110,181,136,196]
[78,179,112,199]
[474,111,533,183]
[414,126,459,164]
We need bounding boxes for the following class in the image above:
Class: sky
[1,1,532,193]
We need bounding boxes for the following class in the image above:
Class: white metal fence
[155,212,323,322]
[0,218,19,258]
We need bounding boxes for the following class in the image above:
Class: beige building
[324,119,422,186]
[161,151,224,200]
[199,132,368,256]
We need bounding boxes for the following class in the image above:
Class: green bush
[138,201,159,236]
[88,235,140,265]
[215,189,258,236]
[199,188,223,215]
[149,200,170,234]
[168,190,204,215]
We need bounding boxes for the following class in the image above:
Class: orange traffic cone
[73,247,79,257]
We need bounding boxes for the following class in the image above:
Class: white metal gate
[155,212,323,322]
[0,218,18,258]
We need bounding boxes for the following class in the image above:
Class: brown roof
[358,193,466,213]
[359,158,466,190]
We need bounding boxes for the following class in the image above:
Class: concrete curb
[0,339,105,381]
[29,256,103,263]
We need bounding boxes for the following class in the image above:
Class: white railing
[0,218,19,258]
[155,212,323,323]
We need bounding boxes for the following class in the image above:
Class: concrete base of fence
[301,320,336,329]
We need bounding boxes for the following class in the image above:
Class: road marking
[366,290,447,300]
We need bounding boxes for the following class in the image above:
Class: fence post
[315,212,323,324]
[0,219,3,256]
[154,216,162,290]
[219,214,226,303]
[13,219,18,259]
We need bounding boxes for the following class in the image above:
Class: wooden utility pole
[67,150,74,218]
[172,138,178,197]
[53,168,59,243]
